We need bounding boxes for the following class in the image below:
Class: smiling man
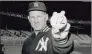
[22,1,73,54]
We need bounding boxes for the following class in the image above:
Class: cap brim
[27,8,46,12]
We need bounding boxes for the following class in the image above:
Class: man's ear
[45,14,49,21]
[27,16,29,20]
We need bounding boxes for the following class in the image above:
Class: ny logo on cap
[34,2,39,8]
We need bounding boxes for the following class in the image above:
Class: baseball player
[22,1,74,54]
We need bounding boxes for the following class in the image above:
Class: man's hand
[50,10,70,39]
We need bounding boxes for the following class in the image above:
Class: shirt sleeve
[22,36,33,54]
[22,39,30,54]
[51,23,74,54]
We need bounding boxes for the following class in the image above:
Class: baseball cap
[28,2,47,12]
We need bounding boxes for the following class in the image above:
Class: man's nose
[34,18,39,23]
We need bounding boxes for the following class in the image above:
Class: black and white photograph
[0,1,91,54]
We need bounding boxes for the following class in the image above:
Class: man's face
[28,11,48,31]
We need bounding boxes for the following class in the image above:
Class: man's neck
[34,31,40,36]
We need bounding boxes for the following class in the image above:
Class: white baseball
[50,10,67,29]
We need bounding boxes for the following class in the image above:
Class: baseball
[50,10,67,29]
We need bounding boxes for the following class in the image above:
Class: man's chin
[34,28,41,31]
